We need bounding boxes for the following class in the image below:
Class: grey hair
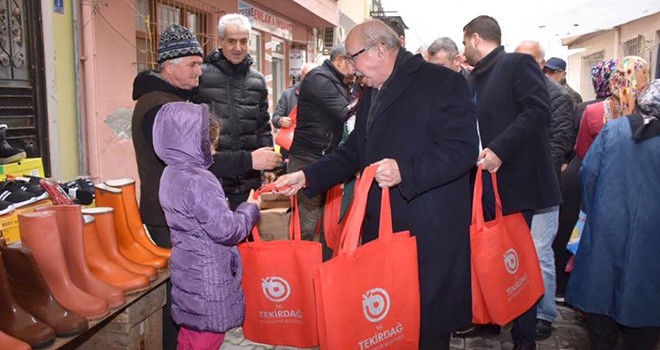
[427,37,459,57]
[330,43,347,61]
[158,57,183,70]
[357,19,402,50]
[217,13,251,39]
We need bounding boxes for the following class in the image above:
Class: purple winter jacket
[153,102,260,332]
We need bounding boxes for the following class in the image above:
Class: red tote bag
[314,165,420,350]
[274,105,297,151]
[323,184,344,253]
[238,192,322,347]
[470,166,544,325]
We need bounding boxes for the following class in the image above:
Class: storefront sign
[238,1,292,40]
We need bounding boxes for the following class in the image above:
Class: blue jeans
[531,206,559,323]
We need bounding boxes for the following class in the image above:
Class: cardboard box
[256,207,290,241]
[259,192,291,210]
[0,199,52,244]
[0,158,45,181]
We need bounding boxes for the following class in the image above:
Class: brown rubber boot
[81,214,150,294]
[0,244,88,337]
[105,178,171,259]
[0,250,56,348]
[34,205,126,310]
[0,330,31,350]
[18,211,109,320]
[82,207,158,281]
[95,184,167,270]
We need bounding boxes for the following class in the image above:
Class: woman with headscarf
[565,79,660,350]
[553,58,618,301]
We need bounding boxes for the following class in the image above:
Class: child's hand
[247,189,262,209]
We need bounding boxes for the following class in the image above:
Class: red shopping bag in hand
[314,165,420,350]
[239,195,321,347]
[274,105,297,151]
[470,167,544,325]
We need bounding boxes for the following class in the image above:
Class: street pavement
[219,304,660,350]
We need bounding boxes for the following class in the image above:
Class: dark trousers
[147,224,178,350]
[481,172,538,346]
[587,313,660,350]
[554,157,582,296]
[288,154,325,242]
[419,334,450,350]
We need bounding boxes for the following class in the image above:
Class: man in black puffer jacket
[193,13,281,209]
[288,44,353,245]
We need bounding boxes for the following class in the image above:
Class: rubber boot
[95,184,167,270]
[0,244,88,337]
[34,205,126,309]
[0,124,26,165]
[81,214,150,294]
[18,211,109,320]
[82,207,158,281]
[105,178,171,259]
[0,250,56,348]
[0,330,31,350]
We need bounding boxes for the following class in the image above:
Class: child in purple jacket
[153,102,260,349]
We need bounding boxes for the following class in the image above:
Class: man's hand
[274,171,306,196]
[478,148,502,173]
[252,147,282,171]
[279,117,293,128]
[374,158,401,188]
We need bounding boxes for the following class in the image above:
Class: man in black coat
[276,19,478,349]
[463,16,561,350]
[193,13,281,209]
[287,44,353,243]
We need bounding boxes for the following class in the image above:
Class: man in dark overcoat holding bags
[275,19,479,350]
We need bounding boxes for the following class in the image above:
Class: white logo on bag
[261,276,291,303]
[503,248,519,274]
[362,288,391,323]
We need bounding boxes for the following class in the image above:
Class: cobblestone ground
[219,305,659,350]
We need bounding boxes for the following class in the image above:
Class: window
[270,39,285,108]
[580,51,604,101]
[250,31,261,71]
[623,35,644,56]
[134,0,216,72]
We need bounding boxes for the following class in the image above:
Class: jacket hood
[206,49,253,75]
[132,70,193,101]
[153,102,213,168]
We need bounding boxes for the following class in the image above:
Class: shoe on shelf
[0,200,15,215]
[452,323,501,338]
[13,178,48,201]
[0,181,37,208]
[0,125,26,165]
[535,319,553,341]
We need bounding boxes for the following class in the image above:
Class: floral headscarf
[608,56,649,118]
[637,79,660,120]
[591,59,616,99]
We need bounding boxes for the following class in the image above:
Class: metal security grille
[135,0,219,72]
[623,35,644,56]
[0,0,48,171]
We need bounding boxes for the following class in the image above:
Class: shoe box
[0,158,45,181]
[0,199,53,244]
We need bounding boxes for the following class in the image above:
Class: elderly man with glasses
[276,19,478,350]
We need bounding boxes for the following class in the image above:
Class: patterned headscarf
[637,79,660,120]
[590,59,616,98]
[608,56,649,117]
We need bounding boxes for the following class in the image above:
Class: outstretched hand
[274,171,306,196]
[373,158,401,188]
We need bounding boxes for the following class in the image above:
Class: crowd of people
[130,11,659,350]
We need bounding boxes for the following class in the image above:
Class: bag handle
[338,165,395,257]
[471,165,504,232]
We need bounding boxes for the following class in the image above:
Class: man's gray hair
[330,43,347,61]
[427,37,459,57]
[158,57,183,71]
[357,19,402,50]
[217,13,251,39]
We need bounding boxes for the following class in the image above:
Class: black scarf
[628,113,660,142]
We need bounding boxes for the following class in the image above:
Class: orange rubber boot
[95,185,167,270]
[18,211,109,320]
[34,205,125,310]
[105,179,171,259]
[82,207,158,281]
[81,214,150,294]
[0,330,31,350]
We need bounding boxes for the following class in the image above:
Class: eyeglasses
[346,43,378,64]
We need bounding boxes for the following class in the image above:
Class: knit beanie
[157,24,203,64]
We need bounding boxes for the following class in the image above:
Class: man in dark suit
[275,19,478,350]
[462,15,561,350]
